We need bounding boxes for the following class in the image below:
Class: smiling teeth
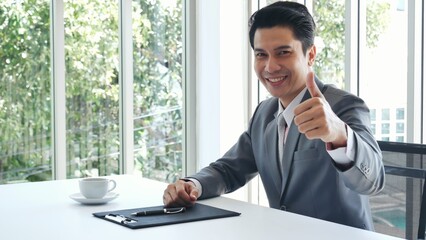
[268,77,284,83]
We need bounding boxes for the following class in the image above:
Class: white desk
[0,175,402,240]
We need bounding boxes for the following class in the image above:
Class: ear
[307,45,316,66]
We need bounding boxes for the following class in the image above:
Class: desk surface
[0,175,401,240]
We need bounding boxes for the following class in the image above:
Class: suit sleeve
[187,103,266,199]
[189,132,258,199]
[328,91,385,195]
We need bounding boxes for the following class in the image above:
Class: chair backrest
[371,141,426,239]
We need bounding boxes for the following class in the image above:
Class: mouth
[265,75,288,85]
[267,76,285,83]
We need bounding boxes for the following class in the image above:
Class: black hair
[248,1,316,53]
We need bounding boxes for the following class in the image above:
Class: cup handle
[108,179,117,192]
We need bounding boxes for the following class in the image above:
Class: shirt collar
[277,88,307,126]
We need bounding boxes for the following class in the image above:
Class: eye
[255,52,267,58]
[277,50,290,56]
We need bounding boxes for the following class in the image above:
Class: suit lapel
[280,121,301,197]
[280,79,325,199]
[264,113,282,193]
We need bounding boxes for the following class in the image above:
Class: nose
[265,56,281,73]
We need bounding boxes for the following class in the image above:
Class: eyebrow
[254,45,292,52]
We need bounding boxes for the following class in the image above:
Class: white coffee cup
[79,177,117,199]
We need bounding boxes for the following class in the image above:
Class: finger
[183,181,199,199]
[163,184,179,206]
[163,186,176,206]
[176,181,198,206]
[293,95,323,121]
[296,111,320,132]
[164,191,188,207]
[182,181,198,203]
[163,183,188,207]
[306,71,323,98]
[188,187,199,201]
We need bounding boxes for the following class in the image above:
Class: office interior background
[0,0,425,238]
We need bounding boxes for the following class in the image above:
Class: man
[163,1,384,230]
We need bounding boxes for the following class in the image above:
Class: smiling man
[163,1,385,231]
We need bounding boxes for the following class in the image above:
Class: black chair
[371,141,426,239]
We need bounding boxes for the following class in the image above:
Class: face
[253,26,316,107]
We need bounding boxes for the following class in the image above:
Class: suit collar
[279,77,325,199]
[264,118,283,193]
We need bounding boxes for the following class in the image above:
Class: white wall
[196,1,221,169]
[196,1,249,169]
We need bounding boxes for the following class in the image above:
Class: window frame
[49,0,191,180]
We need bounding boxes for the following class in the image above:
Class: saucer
[69,192,119,205]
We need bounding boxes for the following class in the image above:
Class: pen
[131,207,186,217]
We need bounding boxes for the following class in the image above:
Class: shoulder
[257,97,278,110]
[321,83,366,107]
[322,83,352,98]
[248,97,278,129]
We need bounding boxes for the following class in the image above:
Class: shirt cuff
[326,126,355,165]
[182,177,203,198]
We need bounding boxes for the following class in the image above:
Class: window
[382,123,390,134]
[382,109,390,121]
[396,122,405,134]
[396,136,404,142]
[64,0,120,178]
[371,124,376,135]
[132,0,183,183]
[359,0,414,143]
[371,109,377,121]
[0,0,184,184]
[312,0,346,88]
[396,108,405,120]
[0,0,52,183]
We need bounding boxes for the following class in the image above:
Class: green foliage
[0,0,183,184]
[0,0,51,183]
[313,0,390,88]
[64,0,121,179]
[132,0,183,183]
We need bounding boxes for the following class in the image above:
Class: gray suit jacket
[190,79,385,230]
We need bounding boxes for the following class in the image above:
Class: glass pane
[359,0,407,142]
[371,124,377,135]
[64,0,120,178]
[396,108,404,120]
[382,108,390,120]
[396,122,404,133]
[382,123,390,134]
[132,0,183,183]
[312,0,346,88]
[0,1,52,183]
[371,109,377,121]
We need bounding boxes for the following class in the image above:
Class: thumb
[185,181,199,200]
[189,188,199,201]
[306,72,323,98]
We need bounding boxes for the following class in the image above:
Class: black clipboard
[93,203,241,229]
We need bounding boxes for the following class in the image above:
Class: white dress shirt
[277,88,355,165]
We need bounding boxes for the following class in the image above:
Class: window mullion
[119,0,134,174]
[345,0,359,94]
[183,0,197,176]
[407,0,422,143]
[51,0,67,180]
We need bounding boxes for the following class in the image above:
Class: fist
[293,72,347,147]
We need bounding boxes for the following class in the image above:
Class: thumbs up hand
[293,72,347,147]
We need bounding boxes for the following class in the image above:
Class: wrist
[326,141,347,150]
